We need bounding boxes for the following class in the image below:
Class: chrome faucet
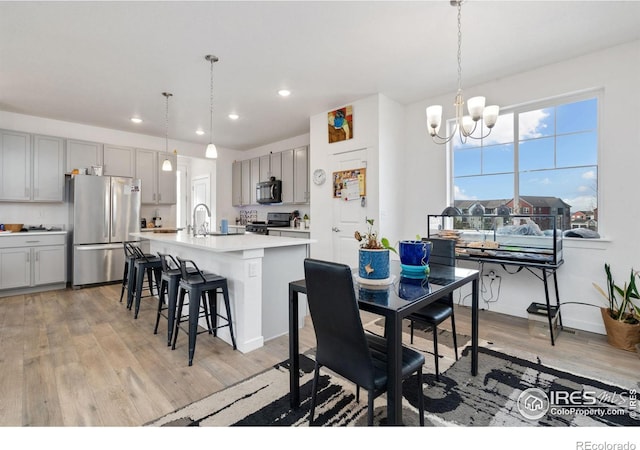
[192,203,211,237]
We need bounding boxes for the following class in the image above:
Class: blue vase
[358,249,390,279]
[399,240,432,266]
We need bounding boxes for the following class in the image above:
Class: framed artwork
[328,105,353,143]
[332,167,366,200]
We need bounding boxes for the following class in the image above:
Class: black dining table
[288,260,480,426]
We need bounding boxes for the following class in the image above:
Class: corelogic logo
[517,388,550,420]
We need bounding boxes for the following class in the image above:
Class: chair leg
[171,288,186,350]
[309,362,321,426]
[166,279,179,346]
[221,283,237,350]
[119,260,129,303]
[450,312,459,361]
[134,266,146,319]
[418,367,425,426]
[204,291,214,335]
[154,278,167,334]
[367,391,374,426]
[410,320,415,344]
[433,325,440,381]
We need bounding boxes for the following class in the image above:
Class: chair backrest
[176,257,206,283]
[423,237,455,267]
[123,241,143,258]
[158,253,179,272]
[303,258,376,390]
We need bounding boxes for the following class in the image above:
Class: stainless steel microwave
[256,178,282,204]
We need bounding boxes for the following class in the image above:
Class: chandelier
[426,0,499,145]
[161,92,173,171]
[205,54,219,159]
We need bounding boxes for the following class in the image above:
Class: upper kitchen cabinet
[66,139,102,174]
[232,161,242,206]
[281,146,309,204]
[135,149,176,205]
[241,159,251,206]
[32,135,65,201]
[103,144,135,177]
[0,130,64,202]
[250,157,260,205]
[259,152,282,182]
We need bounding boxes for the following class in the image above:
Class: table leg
[542,269,556,346]
[289,285,300,408]
[553,270,563,328]
[386,313,403,425]
[471,276,479,376]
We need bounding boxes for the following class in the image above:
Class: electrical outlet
[488,270,496,280]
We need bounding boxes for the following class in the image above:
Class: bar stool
[129,247,163,319]
[154,253,198,346]
[172,257,237,366]
[119,241,139,304]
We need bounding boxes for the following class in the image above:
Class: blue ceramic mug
[399,240,432,266]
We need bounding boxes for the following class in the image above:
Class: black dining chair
[304,258,425,426]
[406,238,458,381]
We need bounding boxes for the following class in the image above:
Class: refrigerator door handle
[76,244,124,251]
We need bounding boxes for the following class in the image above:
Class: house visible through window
[450,91,599,232]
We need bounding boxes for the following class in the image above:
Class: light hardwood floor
[0,283,637,426]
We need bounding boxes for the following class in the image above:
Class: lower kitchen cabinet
[0,233,67,295]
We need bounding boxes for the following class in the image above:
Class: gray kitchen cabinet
[135,148,156,204]
[260,152,282,182]
[281,149,294,203]
[0,130,31,201]
[293,146,309,204]
[33,134,65,201]
[241,159,251,206]
[0,131,64,202]
[103,144,135,177]
[0,247,31,289]
[66,139,103,174]
[135,149,176,205]
[250,157,260,204]
[157,152,177,204]
[232,161,242,206]
[0,233,66,292]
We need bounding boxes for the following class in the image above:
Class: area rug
[147,323,639,427]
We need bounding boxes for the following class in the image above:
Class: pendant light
[205,54,219,159]
[426,1,499,145]
[161,92,173,171]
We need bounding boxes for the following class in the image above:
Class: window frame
[447,88,602,234]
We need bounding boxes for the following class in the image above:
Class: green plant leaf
[380,237,397,254]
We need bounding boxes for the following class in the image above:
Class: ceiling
[1,1,639,151]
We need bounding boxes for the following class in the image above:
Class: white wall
[401,40,640,334]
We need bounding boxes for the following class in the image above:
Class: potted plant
[592,263,640,351]
[354,218,396,279]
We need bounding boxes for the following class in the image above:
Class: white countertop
[131,231,314,253]
[0,230,67,236]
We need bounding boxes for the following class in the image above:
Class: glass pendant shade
[426,105,442,136]
[467,96,485,120]
[483,105,500,128]
[162,157,172,171]
[205,143,218,159]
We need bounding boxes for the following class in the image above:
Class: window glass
[451,93,599,232]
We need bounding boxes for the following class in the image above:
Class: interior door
[330,148,370,268]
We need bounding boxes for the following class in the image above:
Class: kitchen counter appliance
[68,175,141,287]
[245,212,290,235]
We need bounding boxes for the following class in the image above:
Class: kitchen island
[131,231,313,353]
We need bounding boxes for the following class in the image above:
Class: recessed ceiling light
[278,89,291,97]
[130,117,142,124]
[228,113,239,120]
[196,129,205,135]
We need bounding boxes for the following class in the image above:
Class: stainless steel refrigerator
[69,175,141,287]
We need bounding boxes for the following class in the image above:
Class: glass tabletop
[354,260,477,312]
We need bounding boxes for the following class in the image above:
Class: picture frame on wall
[328,105,353,143]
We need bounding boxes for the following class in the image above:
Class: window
[451,92,599,231]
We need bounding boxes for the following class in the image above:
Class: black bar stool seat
[172,258,237,366]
